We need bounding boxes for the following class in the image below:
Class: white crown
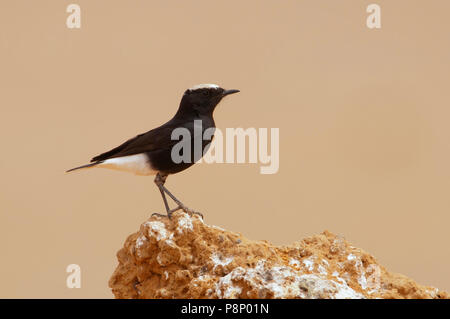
[188,84,220,91]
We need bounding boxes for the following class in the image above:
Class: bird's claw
[184,208,203,219]
[151,206,203,220]
[172,205,203,219]
[151,212,171,219]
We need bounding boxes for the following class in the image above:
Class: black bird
[67,84,240,218]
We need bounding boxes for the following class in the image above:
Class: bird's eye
[203,91,210,96]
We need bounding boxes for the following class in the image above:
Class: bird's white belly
[99,153,156,176]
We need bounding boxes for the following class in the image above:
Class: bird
[67,84,240,219]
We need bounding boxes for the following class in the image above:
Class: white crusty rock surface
[109,212,448,299]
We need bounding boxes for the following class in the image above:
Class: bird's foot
[171,205,203,220]
[151,206,203,220]
[151,212,172,219]
[185,208,204,220]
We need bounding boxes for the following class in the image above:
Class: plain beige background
[1,1,449,298]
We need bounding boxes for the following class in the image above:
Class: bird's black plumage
[88,85,239,174]
[67,84,240,218]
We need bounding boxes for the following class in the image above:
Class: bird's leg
[160,184,203,219]
[151,173,203,219]
[152,173,172,218]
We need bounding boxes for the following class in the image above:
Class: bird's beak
[222,89,240,97]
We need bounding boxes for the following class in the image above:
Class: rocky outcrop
[109,212,448,299]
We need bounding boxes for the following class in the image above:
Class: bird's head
[179,84,240,116]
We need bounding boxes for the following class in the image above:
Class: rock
[109,211,448,299]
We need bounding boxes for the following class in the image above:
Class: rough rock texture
[109,212,448,299]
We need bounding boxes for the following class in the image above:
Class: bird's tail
[66,161,103,173]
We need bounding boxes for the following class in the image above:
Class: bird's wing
[90,121,201,162]
[90,133,146,162]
